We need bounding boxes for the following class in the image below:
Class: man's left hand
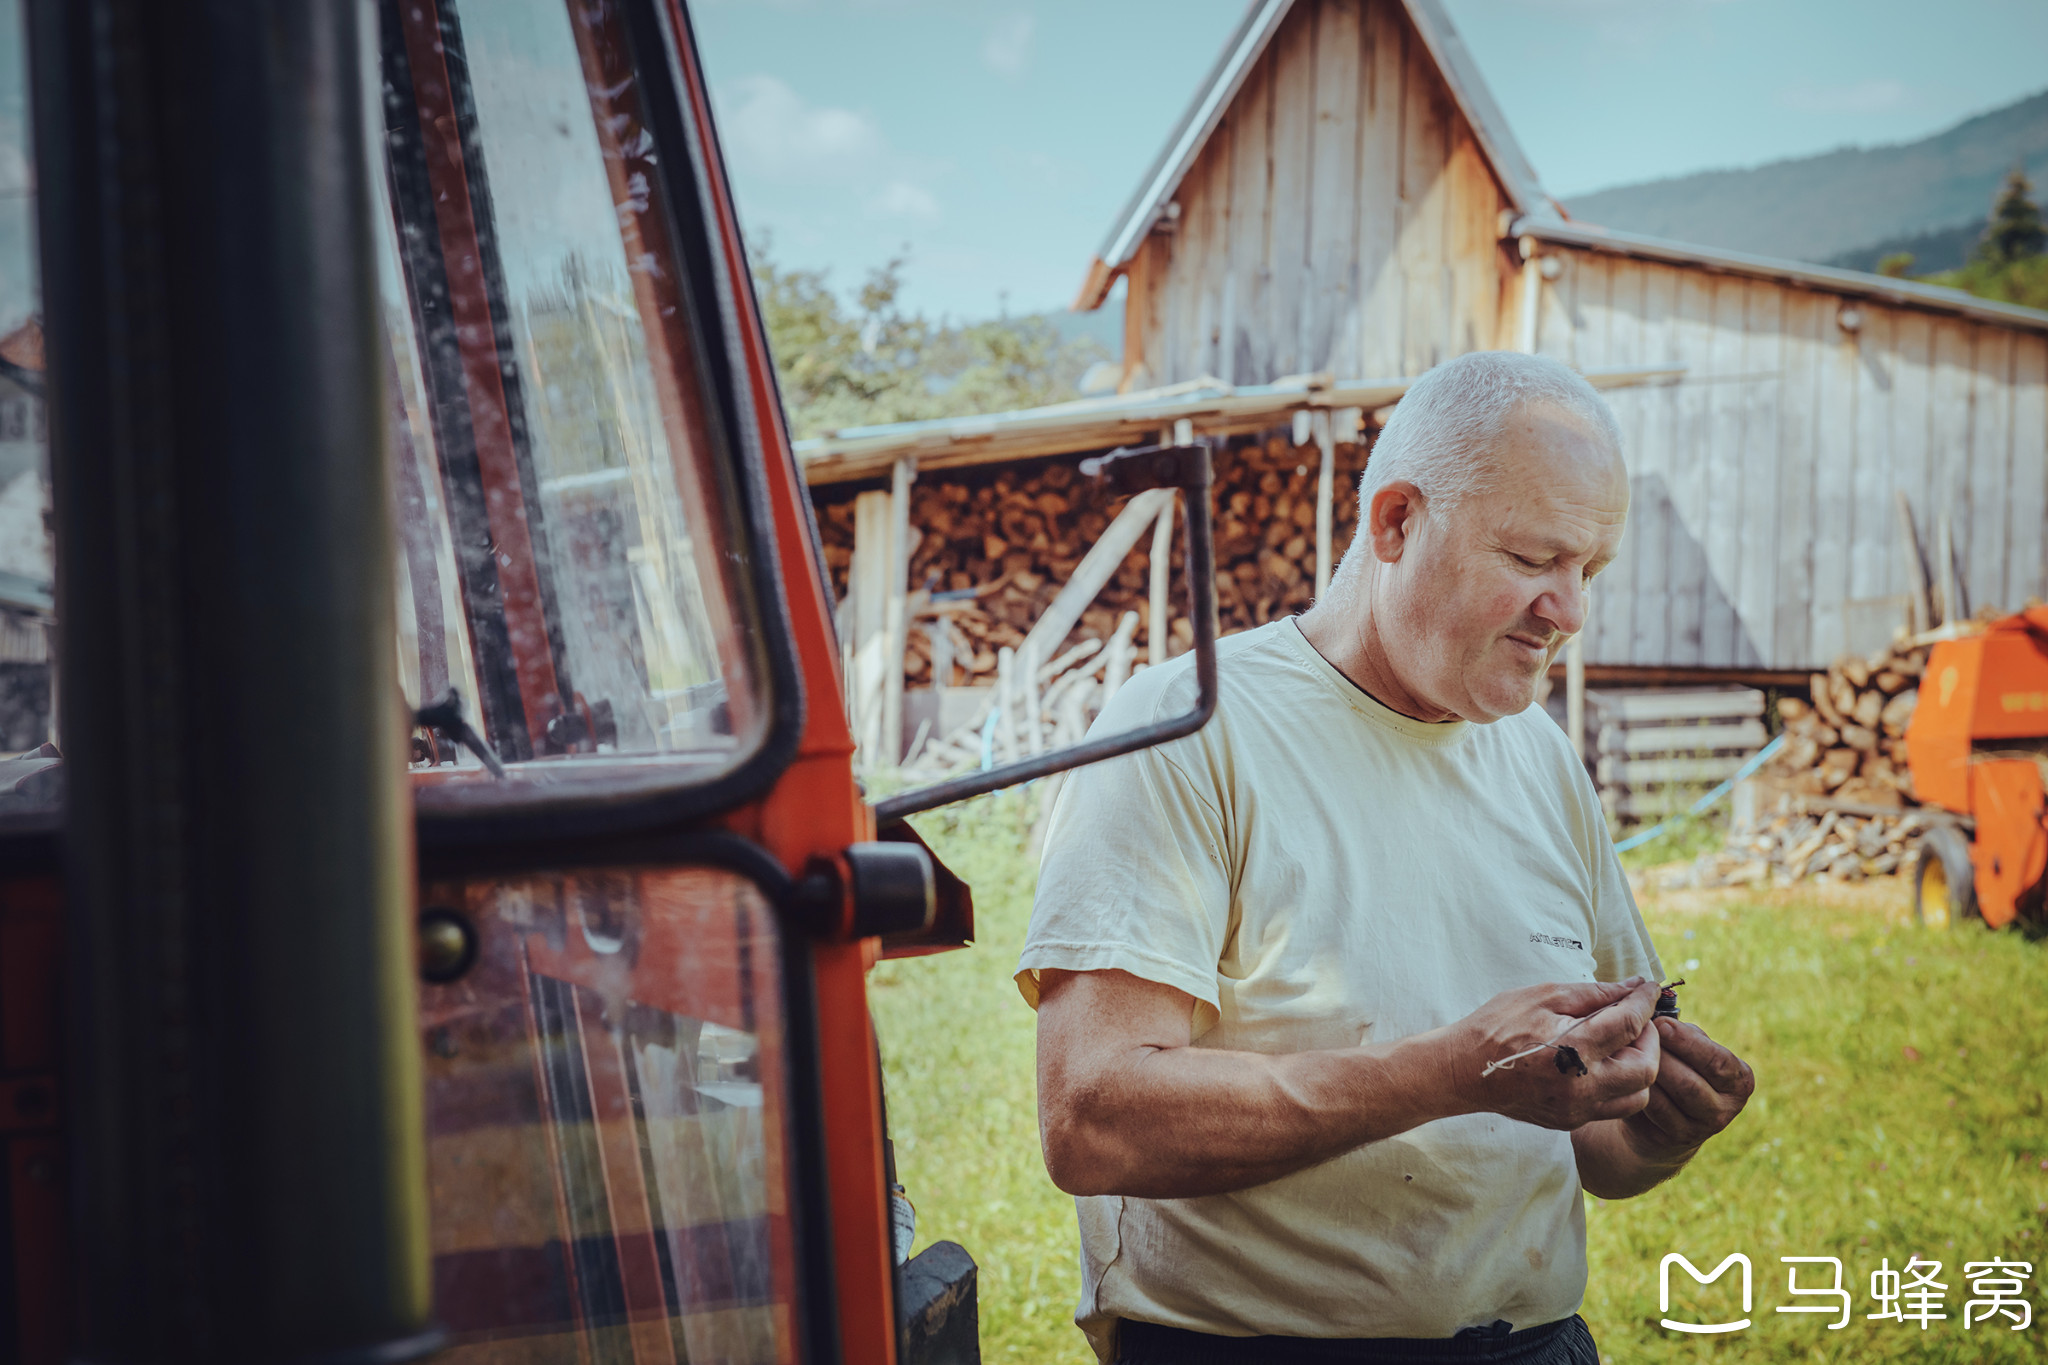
[1622,1017,1755,1159]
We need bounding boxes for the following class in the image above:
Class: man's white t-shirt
[1016,618,1662,1358]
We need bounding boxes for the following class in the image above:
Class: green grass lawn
[874,800,2047,1364]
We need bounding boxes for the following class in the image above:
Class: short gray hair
[1358,350,1621,513]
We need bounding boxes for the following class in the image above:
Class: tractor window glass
[0,0,56,819]
[376,0,768,810]
[420,865,803,1364]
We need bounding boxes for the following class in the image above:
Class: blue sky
[692,0,2048,322]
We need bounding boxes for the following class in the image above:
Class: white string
[1480,1007,1604,1079]
[1480,1040,1559,1078]
[1479,981,1681,1078]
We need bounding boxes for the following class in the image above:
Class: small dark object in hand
[1553,1045,1587,1077]
[1654,978,1685,1020]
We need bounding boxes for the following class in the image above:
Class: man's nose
[1536,574,1587,637]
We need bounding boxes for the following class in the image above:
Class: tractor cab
[0,2,1215,1363]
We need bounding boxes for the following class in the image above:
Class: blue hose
[1612,734,1787,853]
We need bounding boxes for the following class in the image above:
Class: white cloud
[717,74,890,181]
[1777,79,1913,116]
[981,13,1035,78]
[715,74,941,221]
[869,179,939,220]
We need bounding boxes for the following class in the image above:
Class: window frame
[377,0,806,854]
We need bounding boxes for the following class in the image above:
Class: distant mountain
[1040,298,1122,359]
[1826,218,1986,276]
[1564,90,2048,269]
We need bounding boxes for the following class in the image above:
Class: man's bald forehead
[1469,399,1627,501]
[1359,352,1625,515]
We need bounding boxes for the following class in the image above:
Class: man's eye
[1513,554,1545,569]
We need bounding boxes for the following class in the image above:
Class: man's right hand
[1446,978,1661,1130]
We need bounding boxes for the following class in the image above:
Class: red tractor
[0,2,1215,1363]
[1905,606,2048,930]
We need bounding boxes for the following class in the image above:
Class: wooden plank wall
[1127,0,1510,389]
[1115,0,2046,673]
[1543,247,2048,671]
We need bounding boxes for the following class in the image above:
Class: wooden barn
[797,0,2048,790]
[1072,0,2048,676]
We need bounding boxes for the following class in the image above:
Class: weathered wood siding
[1116,0,2046,673]
[1533,248,2048,670]
[1125,0,1510,388]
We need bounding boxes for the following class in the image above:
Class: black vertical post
[31,0,437,1360]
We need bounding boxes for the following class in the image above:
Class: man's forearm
[1044,1031,1461,1198]
[1571,1116,1697,1199]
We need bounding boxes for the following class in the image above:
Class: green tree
[1921,166,2048,311]
[1974,164,2046,267]
[750,240,1107,440]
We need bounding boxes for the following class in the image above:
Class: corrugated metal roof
[1516,218,2048,333]
[1073,0,1557,310]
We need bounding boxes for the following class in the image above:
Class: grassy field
[873,799,2047,1364]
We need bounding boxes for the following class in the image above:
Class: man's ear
[1367,482,1423,565]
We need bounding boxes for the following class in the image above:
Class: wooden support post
[1516,238,1542,354]
[1148,494,1175,666]
[1566,585,1588,761]
[1024,658,1044,756]
[1937,518,1958,628]
[1120,246,1152,393]
[1895,491,1933,634]
[931,612,953,694]
[850,489,892,762]
[881,456,915,764]
[995,646,1019,762]
[1313,409,1335,597]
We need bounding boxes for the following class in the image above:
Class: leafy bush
[751,245,1107,440]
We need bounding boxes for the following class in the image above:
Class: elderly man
[1017,351,1755,1365]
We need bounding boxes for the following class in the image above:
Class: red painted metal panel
[1968,761,2047,928]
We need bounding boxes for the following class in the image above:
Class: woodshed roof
[794,364,1682,484]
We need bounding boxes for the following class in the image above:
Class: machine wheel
[1913,825,1978,928]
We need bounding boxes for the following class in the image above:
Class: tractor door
[21,0,885,1359]
[372,1,857,1361]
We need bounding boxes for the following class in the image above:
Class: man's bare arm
[1035,968,1662,1199]
[1572,1017,1754,1199]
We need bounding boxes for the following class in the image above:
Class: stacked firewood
[1763,640,1926,805]
[895,628,1143,784]
[1661,806,1942,889]
[812,430,1370,687]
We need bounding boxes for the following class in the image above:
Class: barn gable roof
[1073,0,1558,311]
[1075,2,2048,332]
